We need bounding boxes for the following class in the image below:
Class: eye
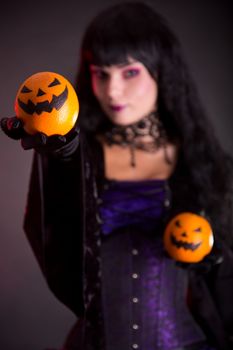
[193,227,202,233]
[123,68,140,78]
[175,220,181,228]
[21,85,32,93]
[48,78,61,87]
[91,69,109,81]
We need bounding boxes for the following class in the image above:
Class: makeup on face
[90,63,141,82]
[90,58,158,126]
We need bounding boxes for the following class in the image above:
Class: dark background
[0,0,232,349]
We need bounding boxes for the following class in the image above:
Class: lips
[109,105,125,112]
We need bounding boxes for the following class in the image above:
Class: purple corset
[99,179,208,350]
[99,179,169,235]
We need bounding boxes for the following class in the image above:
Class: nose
[106,75,123,100]
[37,88,46,96]
[181,232,187,237]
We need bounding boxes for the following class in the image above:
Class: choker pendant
[104,112,169,168]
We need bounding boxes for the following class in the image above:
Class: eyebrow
[90,61,139,70]
[117,62,136,68]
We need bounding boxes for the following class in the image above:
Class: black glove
[0,116,26,140]
[1,116,80,158]
[176,238,224,274]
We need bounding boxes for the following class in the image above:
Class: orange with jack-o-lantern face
[164,212,214,263]
[15,71,79,136]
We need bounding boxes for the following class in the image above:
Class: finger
[1,117,25,139]
[47,134,67,146]
[8,117,23,130]
[1,117,22,130]
[21,132,47,150]
[65,124,80,142]
[176,261,190,269]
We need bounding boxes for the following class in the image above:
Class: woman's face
[90,58,158,126]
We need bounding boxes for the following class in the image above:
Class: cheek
[131,77,158,102]
[91,77,103,102]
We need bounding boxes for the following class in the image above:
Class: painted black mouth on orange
[17,86,68,115]
[170,233,202,251]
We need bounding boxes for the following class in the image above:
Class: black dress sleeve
[23,143,85,317]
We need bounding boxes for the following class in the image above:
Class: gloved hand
[176,238,224,274]
[1,116,80,158]
[0,116,25,140]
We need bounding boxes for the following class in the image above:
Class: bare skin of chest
[101,141,178,181]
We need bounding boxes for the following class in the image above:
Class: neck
[104,111,167,146]
[102,111,169,167]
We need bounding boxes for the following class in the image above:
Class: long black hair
[75,1,233,245]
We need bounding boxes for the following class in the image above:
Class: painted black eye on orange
[175,220,181,228]
[193,227,202,232]
[48,78,61,87]
[21,85,32,93]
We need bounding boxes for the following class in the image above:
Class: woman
[1,2,233,350]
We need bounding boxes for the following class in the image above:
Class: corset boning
[101,230,206,350]
[99,180,206,350]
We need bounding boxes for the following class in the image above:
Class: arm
[1,115,85,314]
[24,143,85,316]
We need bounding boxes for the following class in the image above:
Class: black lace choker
[103,112,169,167]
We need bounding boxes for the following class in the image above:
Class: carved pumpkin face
[15,71,79,136]
[164,212,214,263]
